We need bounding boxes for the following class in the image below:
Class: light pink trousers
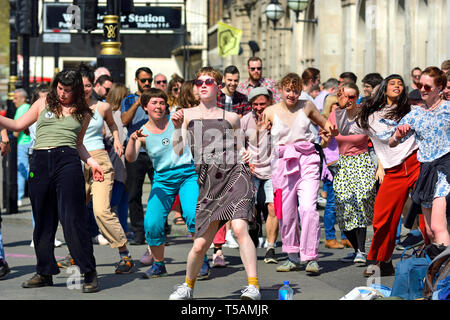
[272,141,321,261]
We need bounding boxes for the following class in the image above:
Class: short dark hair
[224,65,240,75]
[411,67,422,75]
[135,67,153,79]
[95,74,113,86]
[247,56,262,66]
[140,88,168,108]
[78,63,95,84]
[302,67,320,83]
[361,73,383,88]
[339,72,357,84]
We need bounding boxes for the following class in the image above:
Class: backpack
[391,247,431,300]
[423,246,450,300]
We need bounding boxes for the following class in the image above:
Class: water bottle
[278,280,294,300]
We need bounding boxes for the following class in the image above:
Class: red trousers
[368,151,422,262]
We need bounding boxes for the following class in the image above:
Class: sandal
[172,217,186,225]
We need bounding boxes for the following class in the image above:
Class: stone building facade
[208,0,449,87]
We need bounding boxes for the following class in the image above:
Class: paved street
[0,179,400,301]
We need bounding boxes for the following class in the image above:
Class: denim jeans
[17,143,31,200]
[0,226,5,261]
[111,181,129,234]
[323,178,346,241]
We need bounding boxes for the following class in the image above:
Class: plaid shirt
[237,77,282,103]
[217,90,251,116]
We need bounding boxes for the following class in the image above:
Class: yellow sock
[248,277,259,289]
[185,277,196,289]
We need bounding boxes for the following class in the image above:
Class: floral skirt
[333,152,376,231]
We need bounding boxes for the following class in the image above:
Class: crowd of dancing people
[0,57,449,300]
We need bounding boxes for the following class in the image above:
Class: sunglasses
[345,95,357,100]
[102,85,111,94]
[139,78,153,84]
[250,67,262,71]
[194,78,215,87]
[156,80,167,84]
[416,83,433,92]
[412,74,421,79]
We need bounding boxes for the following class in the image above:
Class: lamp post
[265,0,317,31]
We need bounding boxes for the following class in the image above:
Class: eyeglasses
[250,67,262,71]
[156,80,167,84]
[416,83,433,92]
[194,78,215,87]
[139,78,153,84]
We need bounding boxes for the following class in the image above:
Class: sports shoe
[276,259,301,272]
[212,253,226,268]
[115,256,135,274]
[240,285,261,300]
[305,260,320,275]
[396,230,424,251]
[224,231,239,249]
[139,246,153,266]
[83,270,99,293]
[142,263,168,279]
[197,260,211,280]
[363,260,395,277]
[264,248,278,264]
[92,234,109,246]
[21,273,53,288]
[0,260,10,279]
[353,250,366,264]
[57,254,75,268]
[325,239,344,249]
[340,252,357,263]
[169,283,194,300]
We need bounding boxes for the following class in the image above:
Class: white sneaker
[17,200,23,207]
[30,240,34,248]
[353,250,366,264]
[224,230,239,249]
[169,283,194,300]
[240,285,261,300]
[54,239,63,248]
[92,234,109,246]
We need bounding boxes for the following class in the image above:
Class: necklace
[426,98,443,112]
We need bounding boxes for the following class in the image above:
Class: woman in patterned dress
[329,83,376,264]
[168,67,260,300]
[386,67,449,246]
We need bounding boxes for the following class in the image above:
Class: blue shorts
[144,165,198,246]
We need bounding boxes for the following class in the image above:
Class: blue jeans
[0,226,5,261]
[17,143,31,200]
[323,178,346,240]
[111,181,129,234]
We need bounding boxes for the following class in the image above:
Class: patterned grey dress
[187,112,255,238]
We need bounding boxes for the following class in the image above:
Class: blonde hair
[322,95,338,119]
[195,66,223,85]
[106,83,129,111]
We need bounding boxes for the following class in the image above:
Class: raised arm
[125,128,147,163]
[0,97,43,132]
[171,109,188,156]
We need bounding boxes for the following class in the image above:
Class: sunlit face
[281,85,301,107]
[251,95,270,116]
[154,75,168,91]
[57,83,74,105]
[145,97,167,121]
[224,73,239,94]
[362,83,374,97]
[385,78,404,102]
[342,88,358,111]
[195,74,218,102]
[248,60,262,82]
[13,92,26,107]
[418,74,441,105]
[411,69,422,85]
[82,77,93,101]
[96,80,112,98]
[136,71,153,93]
[443,80,450,101]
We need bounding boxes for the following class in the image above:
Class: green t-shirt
[13,103,31,145]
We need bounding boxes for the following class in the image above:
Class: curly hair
[46,70,92,122]
[357,74,409,130]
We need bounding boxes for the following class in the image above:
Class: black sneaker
[115,256,135,274]
[264,248,278,264]
[396,230,424,251]
[0,260,10,279]
[82,270,99,293]
[22,273,53,288]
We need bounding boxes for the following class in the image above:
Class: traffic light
[74,0,98,31]
[15,0,39,37]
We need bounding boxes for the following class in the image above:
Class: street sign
[43,33,71,43]
[43,3,182,33]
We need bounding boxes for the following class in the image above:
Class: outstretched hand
[130,128,148,141]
